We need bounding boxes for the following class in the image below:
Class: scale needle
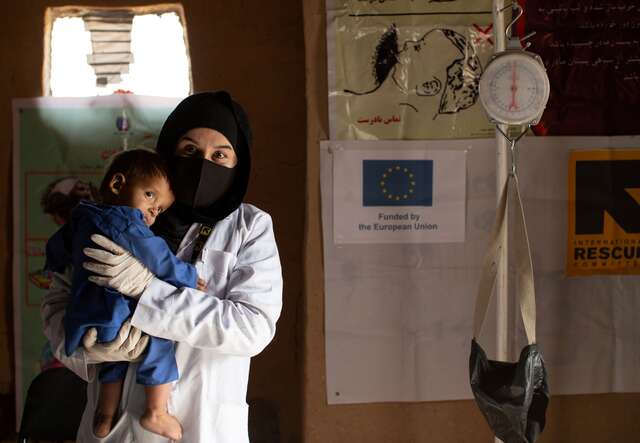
[508,61,519,111]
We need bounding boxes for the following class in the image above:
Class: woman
[41,91,283,442]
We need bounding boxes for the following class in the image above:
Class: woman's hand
[83,234,154,298]
[82,319,149,363]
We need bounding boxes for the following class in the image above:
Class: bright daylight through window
[48,10,191,97]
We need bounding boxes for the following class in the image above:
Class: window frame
[43,3,192,96]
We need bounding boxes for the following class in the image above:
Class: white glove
[82,319,149,363]
[83,234,154,298]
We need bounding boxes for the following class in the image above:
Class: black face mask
[172,157,236,209]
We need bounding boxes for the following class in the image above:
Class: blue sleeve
[112,225,198,289]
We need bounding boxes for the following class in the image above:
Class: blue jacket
[46,201,198,356]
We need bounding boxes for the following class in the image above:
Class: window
[44,5,192,97]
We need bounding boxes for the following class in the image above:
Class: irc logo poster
[567,149,640,276]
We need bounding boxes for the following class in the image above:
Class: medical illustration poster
[521,1,640,135]
[331,144,466,243]
[567,149,640,276]
[327,0,496,139]
[12,95,178,420]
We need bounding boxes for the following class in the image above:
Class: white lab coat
[41,204,283,442]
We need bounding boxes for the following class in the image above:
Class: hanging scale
[479,1,551,173]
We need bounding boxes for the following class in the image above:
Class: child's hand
[197,278,207,291]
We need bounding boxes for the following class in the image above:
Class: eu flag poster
[330,142,466,244]
[363,160,433,207]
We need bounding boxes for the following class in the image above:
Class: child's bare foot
[140,410,183,441]
[93,412,115,438]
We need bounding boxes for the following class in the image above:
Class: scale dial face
[479,51,550,126]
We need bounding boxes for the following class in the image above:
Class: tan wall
[301,1,640,442]
[0,1,305,441]
[4,0,640,441]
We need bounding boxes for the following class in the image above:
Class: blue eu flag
[362,160,433,206]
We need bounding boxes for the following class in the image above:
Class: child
[46,149,205,440]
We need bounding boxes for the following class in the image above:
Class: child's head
[100,149,174,226]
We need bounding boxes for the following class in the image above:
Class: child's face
[122,175,175,226]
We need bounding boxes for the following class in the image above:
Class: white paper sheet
[321,137,640,404]
[332,145,466,243]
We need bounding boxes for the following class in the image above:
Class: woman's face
[175,127,238,168]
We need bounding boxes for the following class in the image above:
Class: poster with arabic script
[327,0,496,140]
[520,1,640,135]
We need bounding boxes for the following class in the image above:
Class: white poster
[332,145,466,243]
[321,136,640,404]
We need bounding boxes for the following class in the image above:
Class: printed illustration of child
[46,149,207,440]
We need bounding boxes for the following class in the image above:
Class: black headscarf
[152,91,252,252]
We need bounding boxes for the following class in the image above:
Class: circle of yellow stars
[379,165,415,201]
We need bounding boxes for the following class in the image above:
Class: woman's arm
[131,212,283,356]
[41,270,94,381]
[41,269,150,381]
